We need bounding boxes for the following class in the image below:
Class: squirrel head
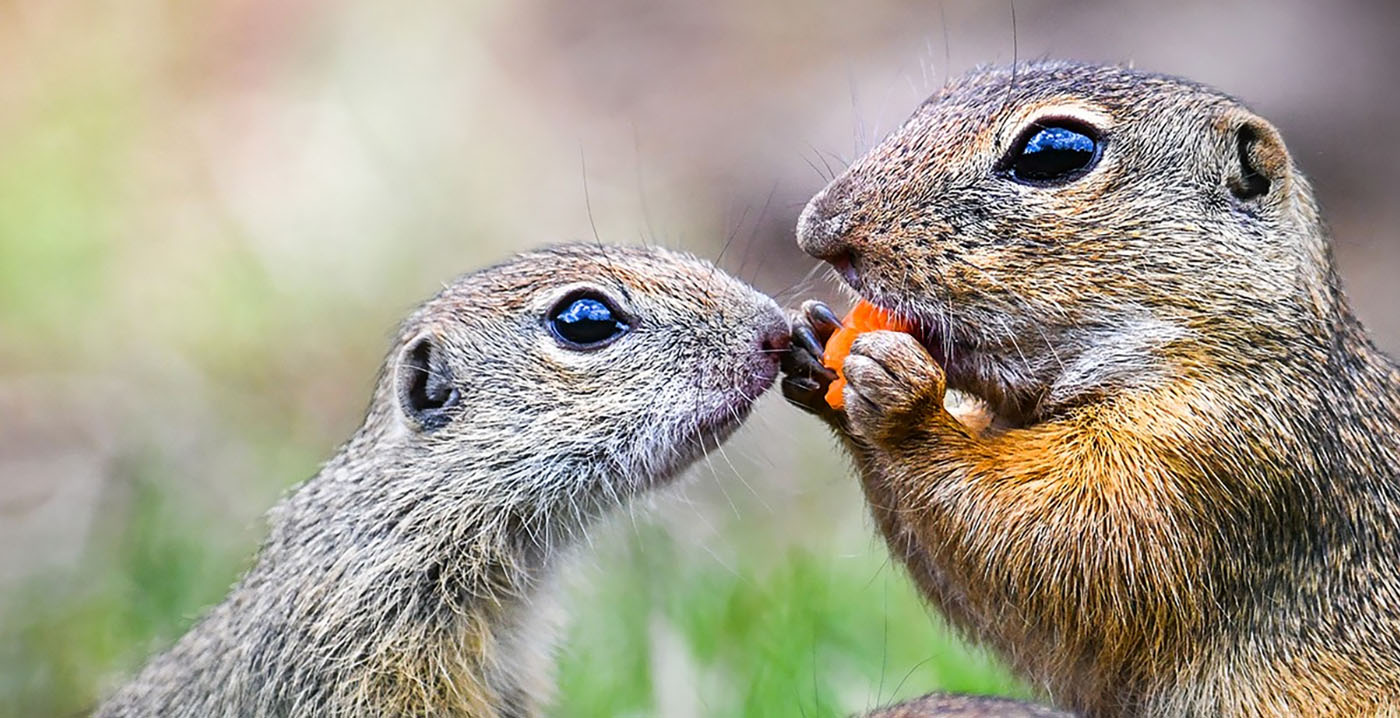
[202,246,786,715]
[359,244,786,528]
[798,61,1332,419]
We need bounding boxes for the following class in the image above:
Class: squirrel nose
[756,306,792,356]
[796,180,856,266]
[760,327,790,355]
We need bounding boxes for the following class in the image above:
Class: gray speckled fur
[96,244,786,718]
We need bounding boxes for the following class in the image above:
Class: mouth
[696,393,759,445]
[904,315,966,372]
[835,270,965,368]
[836,272,1035,427]
[705,349,780,438]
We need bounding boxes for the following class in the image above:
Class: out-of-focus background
[2,1,1397,715]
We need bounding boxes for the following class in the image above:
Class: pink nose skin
[759,326,791,355]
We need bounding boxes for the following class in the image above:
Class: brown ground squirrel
[782,61,1400,717]
[95,244,788,717]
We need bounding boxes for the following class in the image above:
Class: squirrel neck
[127,421,600,718]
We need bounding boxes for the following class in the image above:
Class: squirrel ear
[396,332,461,431]
[1221,109,1291,202]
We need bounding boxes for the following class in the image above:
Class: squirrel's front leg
[781,304,969,589]
[838,329,992,604]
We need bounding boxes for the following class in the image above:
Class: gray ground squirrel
[782,61,1400,717]
[96,244,788,717]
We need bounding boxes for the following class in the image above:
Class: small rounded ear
[396,332,461,431]
[1220,108,1291,202]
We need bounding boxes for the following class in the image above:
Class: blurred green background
[2,1,1398,716]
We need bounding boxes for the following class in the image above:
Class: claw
[781,375,819,407]
[782,375,845,424]
[808,302,843,333]
[781,304,842,420]
[783,341,837,382]
[792,325,827,363]
[782,374,821,396]
[801,300,843,341]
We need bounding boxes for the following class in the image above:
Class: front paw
[843,331,947,445]
[780,300,844,425]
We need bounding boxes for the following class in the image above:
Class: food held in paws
[820,300,914,409]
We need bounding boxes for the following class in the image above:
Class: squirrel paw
[843,330,947,445]
[780,300,843,424]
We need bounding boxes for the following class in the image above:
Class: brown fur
[784,62,1400,717]
[96,244,787,717]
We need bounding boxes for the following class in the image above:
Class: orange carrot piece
[820,301,913,409]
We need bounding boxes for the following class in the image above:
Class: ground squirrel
[782,61,1400,716]
[95,243,788,717]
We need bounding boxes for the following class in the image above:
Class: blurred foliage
[2,473,243,717]
[557,526,1024,717]
[1,473,1024,717]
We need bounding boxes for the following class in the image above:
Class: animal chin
[695,393,758,446]
[633,392,757,493]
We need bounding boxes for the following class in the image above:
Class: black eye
[1005,121,1102,185]
[548,293,630,349]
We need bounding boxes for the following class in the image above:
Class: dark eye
[548,293,630,349]
[1005,121,1102,185]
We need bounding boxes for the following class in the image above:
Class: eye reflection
[1007,122,1102,184]
[548,294,631,349]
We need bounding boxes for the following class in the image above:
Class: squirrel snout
[758,321,791,356]
[751,299,792,357]
[796,184,856,267]
[795,194,858,287]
